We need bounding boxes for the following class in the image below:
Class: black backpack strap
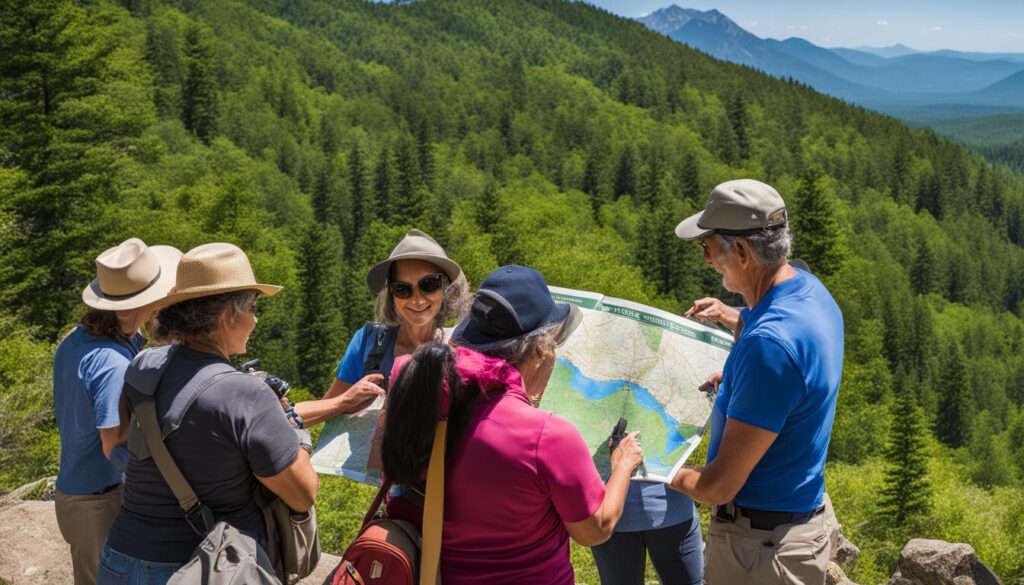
[362,324,399,383]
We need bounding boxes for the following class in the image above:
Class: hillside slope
[2,0,1024,582]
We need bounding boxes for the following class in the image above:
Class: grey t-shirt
[106,346,298,562]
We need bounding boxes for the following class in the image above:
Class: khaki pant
[704,494,840,585]
[55,485,123,585]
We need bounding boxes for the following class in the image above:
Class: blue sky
[586,0,1024,52]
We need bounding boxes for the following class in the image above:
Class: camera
[239,358,291,399]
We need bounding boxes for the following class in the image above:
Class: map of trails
[546,286,733,483]
[311,286,732,485]
[310,394,387,484]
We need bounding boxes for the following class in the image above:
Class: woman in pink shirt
[381,265,644,584]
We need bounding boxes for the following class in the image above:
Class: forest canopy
[2,0,1024,581]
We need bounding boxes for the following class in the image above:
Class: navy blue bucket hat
[452,265,582,352]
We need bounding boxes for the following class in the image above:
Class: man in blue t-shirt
[53,239,180,585]
[671,179,843,585]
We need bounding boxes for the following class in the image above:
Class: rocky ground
[0,478,1005,585]
[0,478,337,585]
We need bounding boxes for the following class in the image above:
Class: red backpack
[332,421,447,585]
[332,480,423,585]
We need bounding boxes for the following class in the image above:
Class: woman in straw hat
[294,228,470,426]
[380,265,644,584]
[99,243,318,585]
[53,237,181,585]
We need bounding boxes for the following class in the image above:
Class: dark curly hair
[80,309,131,344]
[153,290,258,344]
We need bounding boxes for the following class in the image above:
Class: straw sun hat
[82,238,183,311]
[155,242,281,308]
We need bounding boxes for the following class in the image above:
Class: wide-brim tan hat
[155,242,281,308]
[82,238,183,311]
[366,229,462,295]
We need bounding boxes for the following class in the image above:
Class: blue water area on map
[557,358,686,458]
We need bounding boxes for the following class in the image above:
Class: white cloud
[787,25,795,30]
[877,20,889,26]
[749,20,759,27]
[927,26,943,31]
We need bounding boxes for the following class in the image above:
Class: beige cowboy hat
[366,229,463,295]
[82,238,183,311]
[155,242,281,308]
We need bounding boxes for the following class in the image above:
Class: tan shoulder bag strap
[134,400,201,511]
[130,369,233,534]
[419,419,447,585]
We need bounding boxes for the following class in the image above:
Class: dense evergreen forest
[923,114,1024,175]
[3,0,1024,581]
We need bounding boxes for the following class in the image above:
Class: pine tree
[582,148,608,216]
[908,296,937,399]
[714,116,739,166]
[936,341,972,448]
[612,146,636,200]
[295,220,346,392]
[144,17,181,119]
[181,24,218,143]
[791,165,846,277]
[915,170,942,218]
[475,183,518,266]
[294,166,350,391]
[879,382,931,527]
[374,145,394,223]
[968,411,1016,488]
[679,152,701,201]
[726,94,750,161]
[416,121,435,192]
[0,1,128,338]
[636,202,691,298]
[890,142,909,205]
[393,135,424,225]
[347,144,373,252]
[314,160,344,230]
[637,145,663,207]
[910,237,934,295]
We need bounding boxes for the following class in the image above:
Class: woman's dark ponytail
[382,342,470,486]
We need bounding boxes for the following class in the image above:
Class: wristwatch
[295,428,313,454]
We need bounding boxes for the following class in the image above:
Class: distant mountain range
[639,5,1024,114]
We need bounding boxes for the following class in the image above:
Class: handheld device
[609,417,628,453]
[609,416,648,479]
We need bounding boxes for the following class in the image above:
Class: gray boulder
[832,532,861,571]
[827,561,860,585]
[886,539,1003,585]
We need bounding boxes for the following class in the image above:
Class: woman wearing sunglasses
[294,229,470,426]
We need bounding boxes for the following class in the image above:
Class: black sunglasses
[389,273,447,299]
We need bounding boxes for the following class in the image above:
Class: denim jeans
[97,544,182,585]
[591,516,704,585]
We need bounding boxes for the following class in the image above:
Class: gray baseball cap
[675,179,788,240]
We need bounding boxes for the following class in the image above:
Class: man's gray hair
[714,225,791,268]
